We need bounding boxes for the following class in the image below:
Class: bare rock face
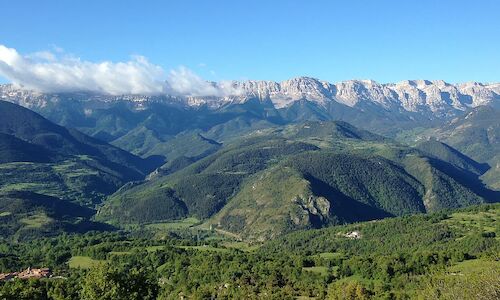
[291,195,331,226]
[1,77,498,119]
[229,78,499,116]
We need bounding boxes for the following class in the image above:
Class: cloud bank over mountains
[0,45,239,97]
[166,67,241,97]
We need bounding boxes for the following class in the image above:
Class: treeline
[262,204,499,257]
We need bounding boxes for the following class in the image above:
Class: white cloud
[165,67,241,97]
[0,45,239,97]
[28,51,57,61]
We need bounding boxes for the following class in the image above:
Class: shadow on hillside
[305,175,393,224]
[428,158,500,203]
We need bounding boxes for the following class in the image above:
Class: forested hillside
[98,121,498,240]
[0,204,497,299]
[0,101,164,239]
[399,106,500,190]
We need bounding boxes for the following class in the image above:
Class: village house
[0,267,51,281]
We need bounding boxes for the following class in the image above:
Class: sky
[0,0,498,94]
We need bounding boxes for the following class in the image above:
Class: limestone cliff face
[2,78,498,118]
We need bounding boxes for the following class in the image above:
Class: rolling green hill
[261,203,499,268]
[0,102,166,239]
[437,106,499,162]
[398,106,500,190]
[97,121,497,239]
[0,100,158,179]
[0,157,133,206]
[416,139,489,175]
[209,148,494,240]
[0,191,110,241]
[97,138,319,224]
[0,101,165,211]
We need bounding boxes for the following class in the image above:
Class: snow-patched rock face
[225,78,499,116]
[221,78,498,115]
[0,78,498,118]
[0,84,49,108]
[229,77,333,108]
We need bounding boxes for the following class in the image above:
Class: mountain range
[0,78,498,240]
[2,78,499,114]
[1,78,498,156]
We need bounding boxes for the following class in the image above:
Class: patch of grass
[52,161,99,177]
[176,245,230,253]
[0,211,12,217]
[76,155,93,161]
[448,259,500,275]
[445,211,498,233]
[19,213,53,228]
[222,241,260,252]
[68,256,105,269]
[1,183,47,191]
[0,162,35,169]
[302,266,329,276]
[145,217,200,230]
[145,246,166,252]
[317,252,343,259]
[109,251,132,256]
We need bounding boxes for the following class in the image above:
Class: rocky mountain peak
[0,77,498,118]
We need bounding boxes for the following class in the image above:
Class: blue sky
[0,0,499,85]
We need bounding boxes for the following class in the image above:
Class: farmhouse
[0,267,51,281]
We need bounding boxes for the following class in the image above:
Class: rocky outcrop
[1,77,498,119]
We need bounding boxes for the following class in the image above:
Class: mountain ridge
[96,120,498,240]
[2,77,498,117]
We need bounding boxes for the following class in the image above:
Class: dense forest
[0,204,498,299]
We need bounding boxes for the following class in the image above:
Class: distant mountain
[0,101,162,207]
[2,78,498,116]
[1,78,498,150]
[0,100,157,178]
[96,121,498,240]
[229,78,499,114]
[400,106,500,190]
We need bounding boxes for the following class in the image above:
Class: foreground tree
[80,263,158,300]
